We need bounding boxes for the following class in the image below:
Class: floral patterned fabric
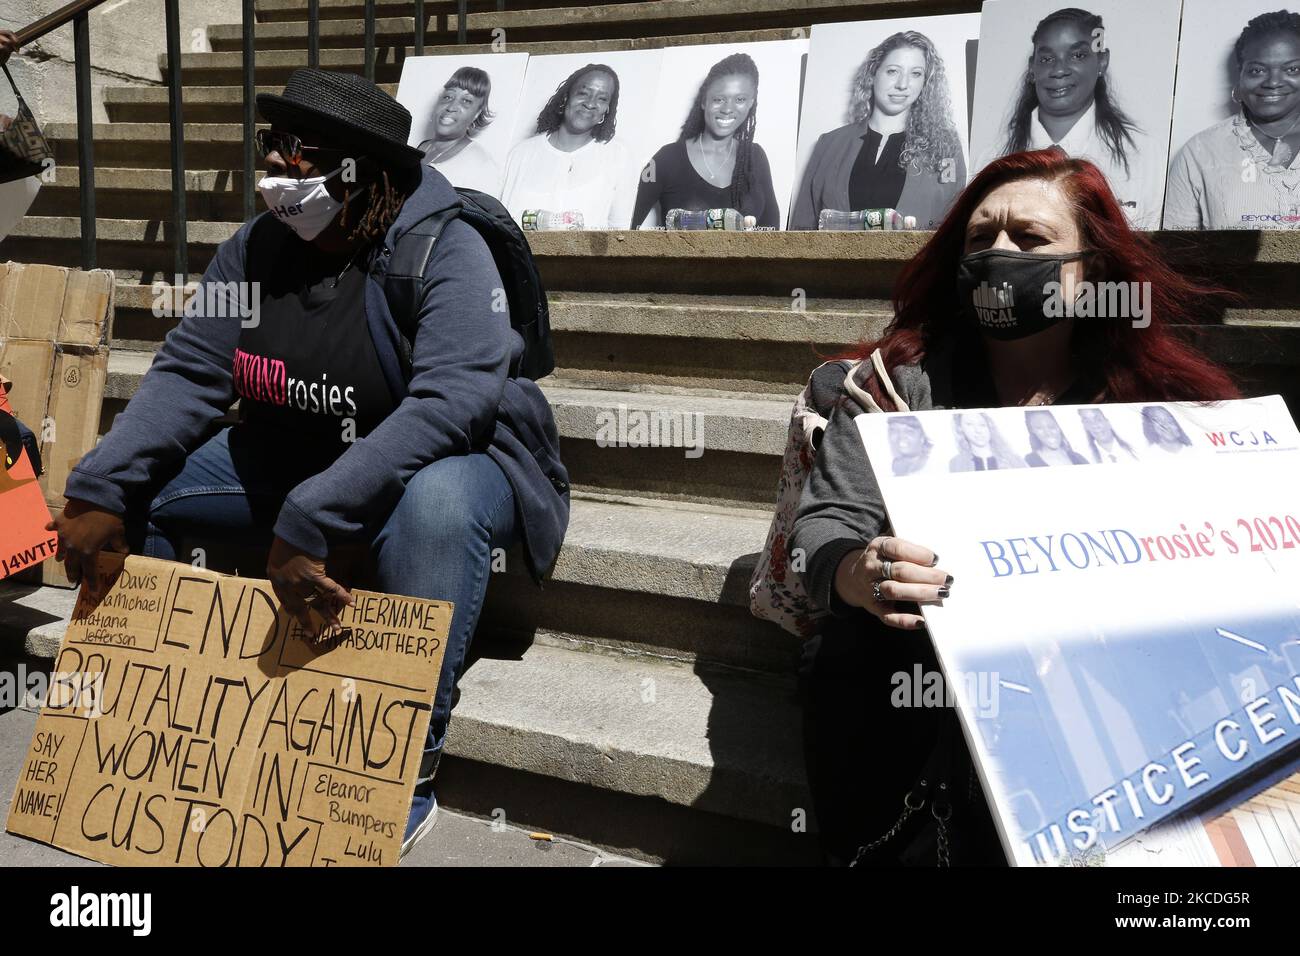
[749,359,855,638]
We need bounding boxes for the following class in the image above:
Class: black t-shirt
[848,129,907,211]
[631,139,781,228]
[232,240,397,473]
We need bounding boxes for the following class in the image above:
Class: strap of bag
[1,65,30,113]
[384,204,461,381]
[842,348,910,414]
[850,710,959,867]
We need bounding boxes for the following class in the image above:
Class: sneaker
[401,790,439,859]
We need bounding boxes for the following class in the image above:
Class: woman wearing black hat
[46,69,570,859]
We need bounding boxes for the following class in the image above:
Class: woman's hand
[267,536,353,628]
[834,535,952,630]
[0,31,19,66]
[47,499,129,597]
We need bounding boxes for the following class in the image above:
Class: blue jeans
[139,426,517,789]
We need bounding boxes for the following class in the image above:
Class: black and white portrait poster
[791,14,977,231]
[968,0,1182,229]
[1165,1,1300,230]
[631,38,807,230]
[500,50,664,230]
[395,52,530,197]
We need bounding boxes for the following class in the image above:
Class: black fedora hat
[257,68,425,169]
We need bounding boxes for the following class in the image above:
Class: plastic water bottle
[818,208,905,231]
[522,209,584,231]
[665,208,744,230]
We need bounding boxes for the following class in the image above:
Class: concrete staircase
[3,0,1300,864]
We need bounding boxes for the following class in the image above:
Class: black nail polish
[944,574,954,587]
[937,586,950,599]
[930,553,940,566]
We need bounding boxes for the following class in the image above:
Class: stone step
[10,214,1300,306]
[99,281,1300,417]
[0,215,234,288]
[164,27,800,85]
[110,283,889,392]
[441,638,808,837]
[217,10,655,53]
[45,123,261,171]
[5,490,791,671]
[29,167,256,224]
[106,296,1300,407]
[0,582,811,852]
[100,348,792,506]
[212,16,417,52]
[103,83,399,124]
[252,0,635,23]
[480,492,792,672]
[241,0,975,45]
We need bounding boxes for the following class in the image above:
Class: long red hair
[853,148,1240,410]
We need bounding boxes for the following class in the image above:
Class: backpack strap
[1,65,30,114]
[383,203,462,380]
[843,348,910,414]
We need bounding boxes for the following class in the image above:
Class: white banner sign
[858,396,1300,866]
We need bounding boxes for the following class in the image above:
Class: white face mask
[257,166,364,241]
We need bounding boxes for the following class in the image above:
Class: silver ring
[301,591,320,606]
[881,559,894,581]
[871,580,885,604]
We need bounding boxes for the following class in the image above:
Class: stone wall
[2,0,243,124]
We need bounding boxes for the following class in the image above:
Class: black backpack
[383,187,554,383]
[244,188,555,383]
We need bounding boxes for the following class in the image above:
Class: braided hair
[340,162,420,246]
[1234,10,1300,68]
[679,52,760,210]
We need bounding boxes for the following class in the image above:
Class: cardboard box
[0,339,55,428]
[0,262,114,586]
[40,348,109,510]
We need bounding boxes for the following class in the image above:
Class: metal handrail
[308,0,321,68]
[365,0,376,80]
[163,0,186,278]
[14,0,107,45]
[243,0,257,221]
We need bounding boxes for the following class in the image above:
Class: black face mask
[956,248,1088,341]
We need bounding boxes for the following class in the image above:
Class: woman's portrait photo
[395,52,529,197]
[1023,408,1089,466]
[791,15,977,231]
[889,414,935,475]
[949,411,1025,471]
[501,50,663,230]
[1077,407,1139,462]
[633,39,805,229]
[968,0,1182,229]
[1165,4,1300,230]
[1141,405,1194,454]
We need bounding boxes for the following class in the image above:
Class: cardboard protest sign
[5,553,450,867]
[858,396,1300,866]
[0,380,57,579]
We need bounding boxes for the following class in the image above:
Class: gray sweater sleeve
[789,361,933,614]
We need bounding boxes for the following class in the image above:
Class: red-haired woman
[791,147,1238,866]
